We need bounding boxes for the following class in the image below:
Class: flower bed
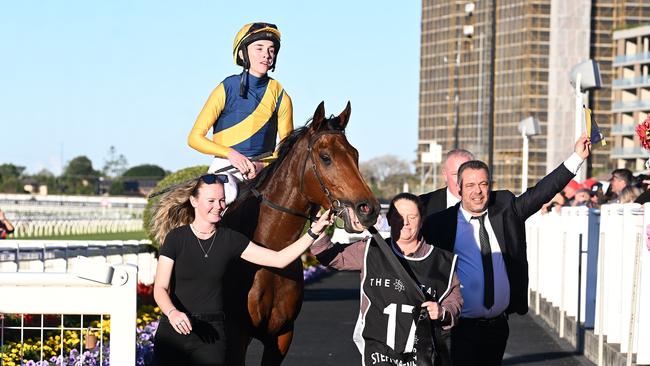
[1,307,158,366]
[2,258,328,366]
[302,252,330,284]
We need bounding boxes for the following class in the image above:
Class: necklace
[190,225,216,258]
[190,223,215,235]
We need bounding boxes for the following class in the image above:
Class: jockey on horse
[188,22,293,186]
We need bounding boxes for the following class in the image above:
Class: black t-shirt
[159,224,249,314]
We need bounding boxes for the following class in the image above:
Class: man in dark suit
[420,149,474,217]
[422,135,591,366]
[418,148,473,366]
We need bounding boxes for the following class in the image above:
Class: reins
[253,128,349,222]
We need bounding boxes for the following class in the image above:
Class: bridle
[251,128,350,222]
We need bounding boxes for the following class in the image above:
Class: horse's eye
[319,154,331,165]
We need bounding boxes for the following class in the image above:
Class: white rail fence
[527,203,650,365]
[0,193,147,209]
[0,239,157,285]
[1,194,146,221]
[11,218,144,238]
[0,264,138,365]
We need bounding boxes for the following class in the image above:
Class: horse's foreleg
[261,328,294,366]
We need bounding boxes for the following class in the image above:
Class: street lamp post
[518,117,541,194]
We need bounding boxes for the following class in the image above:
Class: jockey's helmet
[233,22,281,71]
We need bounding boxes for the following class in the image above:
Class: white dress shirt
[455,206,510,318]
[563,152,584,175]
[446,188,460,208]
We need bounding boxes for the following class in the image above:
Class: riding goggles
[248,22,278,33]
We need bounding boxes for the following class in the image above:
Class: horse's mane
[232,116,345,206]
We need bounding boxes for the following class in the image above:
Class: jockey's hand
[311,209,334,235]
[421,301,444,321]
[169,310,192,335]
[228,149,256,179]
[244,161,265,180]
[252,161,265,174]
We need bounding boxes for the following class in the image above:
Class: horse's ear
[311,101,326,131]
[336,101,351,129]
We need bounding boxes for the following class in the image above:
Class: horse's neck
[254,146,313,249]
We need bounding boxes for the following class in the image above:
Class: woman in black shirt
[151,173,332,365]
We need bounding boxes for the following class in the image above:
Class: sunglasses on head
[200,174,229,185]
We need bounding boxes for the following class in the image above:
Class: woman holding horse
[313,193,462,366]
[188,22,293,180]
[150,172,333,366]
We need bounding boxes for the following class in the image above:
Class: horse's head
[301,101,380,233]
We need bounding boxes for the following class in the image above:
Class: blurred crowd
[541,168,650,214]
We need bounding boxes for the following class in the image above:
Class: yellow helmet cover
[232,22,281,67]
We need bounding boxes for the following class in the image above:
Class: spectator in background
[608,169,633,202]
[590,182,607,208]
[618,186,641,203]
[572,188,592,207]
[562,180,581,205]
[634,174,650,191]
[420,149,475,217]
[634,175,650,204]
[0,208,15,239]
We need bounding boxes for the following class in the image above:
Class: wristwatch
[306,228,320,240]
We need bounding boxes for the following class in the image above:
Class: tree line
[1,149,417,200]
[0,146,167,196]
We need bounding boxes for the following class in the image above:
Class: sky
[0,1,420,175]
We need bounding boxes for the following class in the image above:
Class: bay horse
[222,101,380,365]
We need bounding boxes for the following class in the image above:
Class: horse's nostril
[359,204,370,214]
[356,202,377,219]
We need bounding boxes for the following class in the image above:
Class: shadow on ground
[503,351,584,365]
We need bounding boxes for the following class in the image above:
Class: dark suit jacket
[421,163,575,315]
[419,187,448,217]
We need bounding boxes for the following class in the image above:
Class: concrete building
[419,0,553,193]
[612,25,650,171]
[419,0,650,192]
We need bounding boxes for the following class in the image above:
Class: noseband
[251,129,349,222]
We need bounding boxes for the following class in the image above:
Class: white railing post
[620,204,643,356]
[605,205,624,344]
[0,264,138,364]
[635,204,650,365]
